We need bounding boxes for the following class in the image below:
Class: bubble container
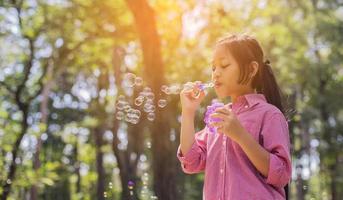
[204,101,225,134]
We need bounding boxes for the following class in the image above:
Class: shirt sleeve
[177,128,208,174]
[261,113,292,188]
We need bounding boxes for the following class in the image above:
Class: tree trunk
[1,108,29,200]
[125,1,180,199]
[330,161,338,200]
[30,63,53,200]
[111,47,142,200]
[94,127,105,200]
[295,166,304,200]
[74,137,81,194]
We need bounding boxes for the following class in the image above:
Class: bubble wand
[193,82,214,98]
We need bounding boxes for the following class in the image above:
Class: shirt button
[220,169,224,174]
[244,105,249,108]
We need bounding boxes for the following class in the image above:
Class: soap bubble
[163,87,171,95]
[169,84,181,94]
[140,87,153,98]
[116,111,125,120]
[124,105,131,112]
[130,118,139,124]
[147,112,155,121]
[118,73,215,125]
[144,103,155,113]
[145,99,154,105]
[123,103,131,112]
[149,105,156,112]
[161,85,168,93]
[183,82,193,91]
[139,91,146,97]
[135,76,143,86]
[158,99,167,108]
[145,92,155,100]
[116,101,126,111]
[135,96,144,106]
[123,73,136,87]
[143,87,152,93]
[125,114,131,122]
[125,108,141,124]
[134,109,141,118]
[143,99,155,112]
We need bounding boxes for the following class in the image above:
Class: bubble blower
[193,82,214,99]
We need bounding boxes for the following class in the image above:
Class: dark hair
[216,33,284,114]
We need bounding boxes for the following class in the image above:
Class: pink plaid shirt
[177,94,291,200]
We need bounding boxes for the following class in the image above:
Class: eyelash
[212,64,230,71]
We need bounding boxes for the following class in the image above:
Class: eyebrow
[211,57,229,65]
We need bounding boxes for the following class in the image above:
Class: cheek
[224,69,239,85]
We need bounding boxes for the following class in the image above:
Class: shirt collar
[242,93,267,107]
[228,93,267,109]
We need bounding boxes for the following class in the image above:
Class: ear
[249,61,259,78]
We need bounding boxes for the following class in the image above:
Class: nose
[212,68,221,78]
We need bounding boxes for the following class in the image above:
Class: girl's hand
[180,81,206,114]
[209,107,246,142]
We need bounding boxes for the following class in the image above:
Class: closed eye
[212,64,230,71]
[220,64,230,69]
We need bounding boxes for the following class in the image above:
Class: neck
[231,88,256,103]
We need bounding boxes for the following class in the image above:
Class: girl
[178,34,291,200]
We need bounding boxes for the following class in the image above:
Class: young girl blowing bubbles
[178,34,291,200]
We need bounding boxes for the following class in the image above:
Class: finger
[210,112,227,120]
[185,90,201,101]
[192,88,202,99]
[192,83,200,92]
[197,90,206,100]
[185,92,195,100]
[209,120,224,128]
[215,107,231,115]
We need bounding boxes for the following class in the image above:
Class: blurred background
[0,0,342,199]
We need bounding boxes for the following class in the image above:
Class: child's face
[211,45,252,99]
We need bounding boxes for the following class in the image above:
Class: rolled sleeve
[266,150,291,187]
[262,113,292,188]
[177,128,208,174]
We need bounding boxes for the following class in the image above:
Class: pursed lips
[214,81,222,88]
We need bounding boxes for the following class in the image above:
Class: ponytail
[258,60,284,114]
